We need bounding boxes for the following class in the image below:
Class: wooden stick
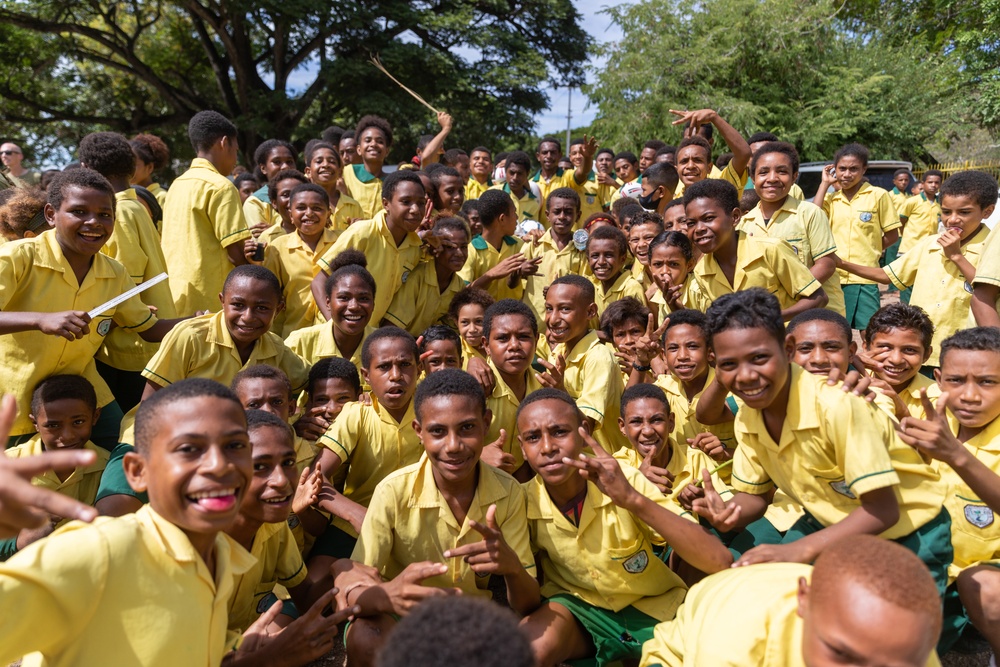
[369,55,441,114]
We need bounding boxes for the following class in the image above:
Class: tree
[0,0,590,166]
[584,0,967,163]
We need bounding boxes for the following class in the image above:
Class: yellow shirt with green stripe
[342,163,384,219]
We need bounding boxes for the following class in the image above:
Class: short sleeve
[383,264,425,329]
[821,193,834,216]
[209,185,252,249]
[878,192,901,232]
[318,402,361,463]
[828,395,901,497]
[319,222,368,272]
[730,439,774,495]
[0,245,28,311]
[802,206,837,260]
[883,239,925,291]
[767,242,821,298]
[142,322,194,387]
[350,479,396,572]
[274,523,307,589]
[899,197,915,221]
[496,481,536,573]
[277,346,309,392]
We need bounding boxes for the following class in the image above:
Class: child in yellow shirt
[971,223,1000,328]
[588,225,646,317]
[342,370,539,667]
[292,357,363,450]
[429,165,465,217]
[647,230,702,318]
[465,146,493,201]
[489,151,542,227]
[459,189,538,301]
[244,139,297,235]
[515,389,732,666]
[1,376,108,560]
[448,286,494,369]
[627,211,665,292]
[343,115,392,218]
[303,141,364,231]
[601,297,652,382]
[254,169,308,245]
[640,535,943,667]
[128,133,170,207]
[417,325,463,375]
[861,303,938,420]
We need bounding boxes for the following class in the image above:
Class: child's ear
[983,204,996,220]
[29,413,37,427]
[412,418,422,437]
[618,417,626,437]
[483,407,493,432]
[666,412,675,433]
[924,346,933,364]
[783,333,796,358]
[218,291,225,307]
[586,302,598,320]
[730,207,743,225]
[123,450,148,493]
[933,365,941,384]
[796,576,811,619]
[849,341,858,357]
[43,203,57,224]
[91,406,102,427]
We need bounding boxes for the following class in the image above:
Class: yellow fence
[913,161,1000,180]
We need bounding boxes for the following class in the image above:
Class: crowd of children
[0,105,999,667]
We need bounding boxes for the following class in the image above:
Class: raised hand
[479,429,517,473]
[895,389,963,465]
[690,469,741,532]
[293,406,331,441]
[562,427,636,505]
[534,354,566,391]
[668,109,718,137]
[687,432,731,462]
[639,446,674,495]
[292,464,323,515]
[443,504,522,576]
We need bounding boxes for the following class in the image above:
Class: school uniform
[490,182,541,226]
[285,321,373,382]
[459,234,525,301]
[895,373,941,420]
[520,230,592,325]
[263,227,340,338]
[161,158,252,314]
[485,358,542,471]
[331,193,365,232]
[243,191,278,231]
[145,182,168,208]
[317,211,423,325]
[579,173,614,225]
[972,225,1000,314]
[465,177,492,202]
[342,164,383,219]
[257,222,290,245]
[0,505,255,667]
[595,271,647,317]
[142,311,308,392]
[354,455,534,596]
[227,521,307,632]
[898,192,942,254]
[654,369,736,466]
[740,197,846,316]
[383,259,464,336]
[530,168,586,226]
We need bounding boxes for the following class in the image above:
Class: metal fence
[913,161,1000,180]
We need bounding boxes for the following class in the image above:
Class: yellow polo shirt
[161,158,252,313]
[490,182,541,226]
[317,211,424,325]
[142,311,308,392]
[550,331,627,453]
[285,321,372,380]
[243,193,278,231]
[531,168,586,226]
[731,365,945,539]
[937,414,1000,580]
[692,234,822,310]
[263,227,340,338]
[974,225,1000,289]
[579,173,615,224]
[485,358,542,471]
[896,373,941,420]
[595,271,646,317]
[525,465,688,621]
[332,193,365,232]
[98,189,178,371]
[465,177,493,202]
[898,193,942,254]
[0,231,158,435]
[654,369,736,463]
[609,440,727,517]
[318,397,422,536]
[146,182,168,208]
[739,197,845,316]
[889,186,909,214]
[0,505,255,667]
[383,259,465,336]
[459,234,525,301]
[822,182,900,285]
[257,223,289,246]
[4,437,109,527]
[884,225,992,366]
[227,521,307,632]
[354,455,534,594]
[521,230,592,325]
[342,164,383,219]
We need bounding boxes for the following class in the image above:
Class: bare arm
[420,112,453,166]
[971,284,1000,328]
[780,288,828,321]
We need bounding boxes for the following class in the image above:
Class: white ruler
[88,272,168,319]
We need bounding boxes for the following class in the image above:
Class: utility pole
[565,86,572,150]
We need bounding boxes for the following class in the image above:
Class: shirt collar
[136,505,255,578]
[352,163,379,184]
[204,311,279,361]
[562,330,601,363]
[735,365,820,441]
[33,229,117,284]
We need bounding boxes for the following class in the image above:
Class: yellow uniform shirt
[822,183,900,285]
[551,330,627,453]
[461,338,487,371]
[263,227,340,338]
[739,197,845,316]
[257,223,289,246]
[383,259,464,336]
[354,455,534,594]
[243,194,279,231]
[146,182,168,208]
[654,370,736,462]
[895,372,941,420]
[731,365,945,539]
[0,505,254,667]
[485,358,542,471]
[521,230,592,325]
[531,168,586,226]
[318,398,422,536]
[161,158,252,313]
[490,182,542,226]
[459,234,525,301]
[342,164,383,219]
[974,224,1000,289]
[331,193,365,232]
[640,562,940,667]
[937,414,1000,580]
[317,211,424,325]
[525,465,688,621]
[692,234,822,310]
[610,441,726,518]
[579,173,615,224]
[142,311,308,392]
[884,225,992,366]
[0,232,158,435]
[595,271,647,317]
[889,186,909,214]
[465,177,493,202]
[285,321,373,380]
[898,193,942,254]
[4,437,109,527]
[98,189,177,371]
[227,521,307,632]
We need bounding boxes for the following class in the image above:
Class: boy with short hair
[861,302,938,420]
[459,189,538,301]
[684,179,829,320]
[342,369,538,667]
[244,139,297,233]
[691,289,951,592]
[894,327,1000,654]
[417,325,463,375]
[588,224,646,316]
[627,210,666,291]
[489,150,541,225]
[515,388,733,666]
[601,297,652,380]
[669,108,752,196]
[640,535,943,667]
[531,136,595,225]
[1,375,109,559]
[898,168,944,255]
[837,170,996,367]
[293,357,362,445]
[812,142,900,330]
[637,162,679,217]
[343,115,393,218]
[429,165,465,217]
[465,146,493,201]
[161,110,251,314]
[520,187,592,325]
[570,138,614,222]
[312,169,427,325]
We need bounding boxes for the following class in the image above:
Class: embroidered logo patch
[287,514,301,529]
[401,270,410,284]
[622,549,649,574]
[859,212,873,223]
[257,596,273,614]
[97,319,112,337]
[586,195,596,205]
[965,504,994,529]
[829,480,857,499]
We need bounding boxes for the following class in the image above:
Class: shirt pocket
[948,492,1000,558]
[606,537,659,584]
[802,463,858,510]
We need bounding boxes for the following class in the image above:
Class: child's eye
[282,458,297,468]
[253,463,267,472]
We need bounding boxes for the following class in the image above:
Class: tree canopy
[0,0,590,165]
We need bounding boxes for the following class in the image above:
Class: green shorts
[309,522,357,559]
[726,516,786,558]
[547,593,660,666]
[781,508,953,595]
[95,443,148,504]
[842,283,881,330]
